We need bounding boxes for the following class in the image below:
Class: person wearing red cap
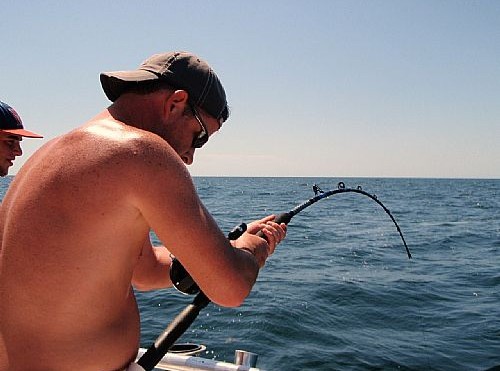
[0,52,286,370]
[0,100,43,177]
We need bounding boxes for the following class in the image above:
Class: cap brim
[100,69,159,102]
[1,128,43,138]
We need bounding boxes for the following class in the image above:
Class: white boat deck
[131,348,261,371]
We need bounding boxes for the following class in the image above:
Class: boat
[127,345,261,371]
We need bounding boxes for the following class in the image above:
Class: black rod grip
[274,212,293,224]
[256,212,293,238]
[137,293,210,370]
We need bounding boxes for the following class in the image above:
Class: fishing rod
[131,182,412,370]
[279,181,412,259]
[170,181,411,296]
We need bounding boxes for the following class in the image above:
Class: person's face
[0,131,23,176]
[164,105,221,166]
[160,90,223,165]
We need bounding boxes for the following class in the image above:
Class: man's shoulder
[68,121,171,157]
[78,120,156,144]
[34,122,177,181]
[80,121,185,176]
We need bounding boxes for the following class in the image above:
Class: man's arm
[128,136,286,307]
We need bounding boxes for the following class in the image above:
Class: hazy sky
[1,1,499,178]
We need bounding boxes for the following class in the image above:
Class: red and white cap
[0,100,43,138]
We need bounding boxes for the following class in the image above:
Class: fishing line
[134,181,412,370]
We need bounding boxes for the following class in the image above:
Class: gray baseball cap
[100,51,229,124]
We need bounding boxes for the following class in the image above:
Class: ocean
[1,177,499,370]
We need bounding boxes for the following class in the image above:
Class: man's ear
[164,90,189,117]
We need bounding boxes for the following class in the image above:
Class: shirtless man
[0,51,286,371]
[0,100,43,177]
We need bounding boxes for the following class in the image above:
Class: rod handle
[256,212,292,238]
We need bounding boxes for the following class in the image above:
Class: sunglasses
[190,105,209,148]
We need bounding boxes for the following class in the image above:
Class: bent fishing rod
[132,182,412,371]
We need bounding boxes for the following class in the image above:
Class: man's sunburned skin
[1,122,152,370]
[0,91,286,371]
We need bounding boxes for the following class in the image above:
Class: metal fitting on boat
[234,350,258,367]
[168,343,206,356]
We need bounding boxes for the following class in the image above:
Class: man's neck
[107,93,165,132]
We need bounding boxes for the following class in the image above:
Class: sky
[1,0,499,178]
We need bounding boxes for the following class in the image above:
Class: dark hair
[122,80,176,96]
[121,79,229,120]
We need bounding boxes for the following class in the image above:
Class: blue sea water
[1,177,499,370]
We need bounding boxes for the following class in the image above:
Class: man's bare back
[0,52,287,370]
[0,119,169,370]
